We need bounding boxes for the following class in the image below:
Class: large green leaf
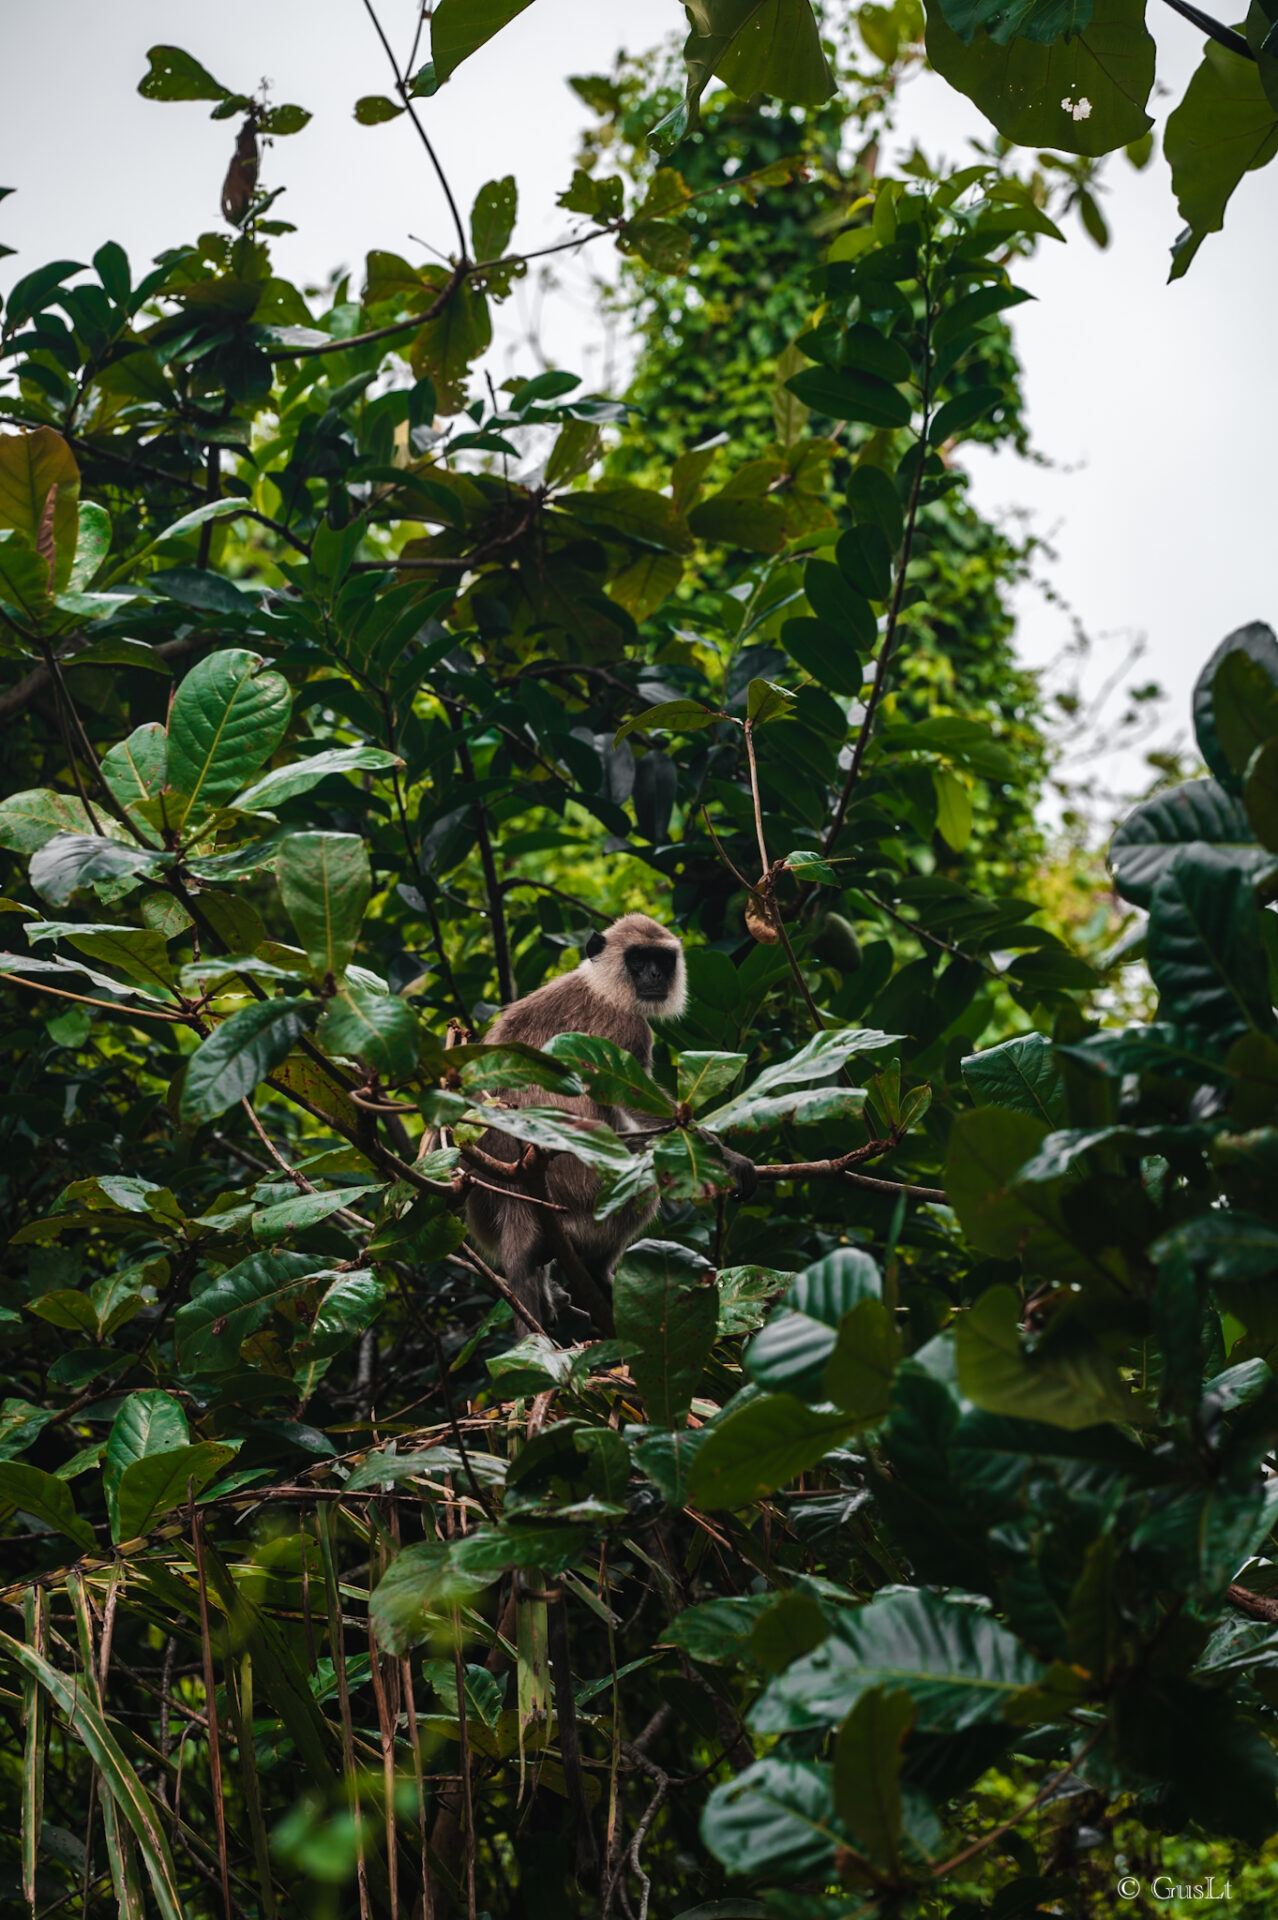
[318,986,419,1077]
[702,1028,897,1132]
[614,1240,719,1427]
[0,1462,94,1548]
[173,1252,323,1373]
[832,1687,915,1871]
[1166,41,1278,278]
[1109,779,1272,907]
[430,0,536,81]
[945,1107,1049,1259]
[702,1759,844,1880]
[747,1249,881,1400]
[277,833,371,981]
[1147,847,1272,1041]
[165,649,292,822]
[822,1298,900,1420]
[28,834,163,907]
[962,1032,1065,1124]
[687,1394,860,1509]
[0,427,80,591]
[924,0,1154,156]
[114,1441,236,1542]
[684,0,835,107]
[785,366,911,429]
[0,788,100,855]
[752,1587,1043,1733]
[938,0,1091,41]
[545,1030,674,1116]
[103,1391,188,1538]
[232,745,403,811]
[180,997,319,1124]
[1192,623,1278,790]
[29,922,176,993]
[956,1286,1148,1430]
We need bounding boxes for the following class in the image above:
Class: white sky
[3,1,1272,798]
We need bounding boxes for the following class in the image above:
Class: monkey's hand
[720,1144,758,1203]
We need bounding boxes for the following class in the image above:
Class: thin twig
[931,1729,1105,1879]
[360,0,470,260]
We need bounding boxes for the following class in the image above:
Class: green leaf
[30,923,175,993]
[932,767,973,850]
[614,1240,719,1427]
[822,1298,900,1419]
[946,1106,1049,1259]
[0,1463,94,1548]
[291,1270,386,1392]
[68,500,111,591]
[138,44,232,101]
[1244,737,1278,853]
[684,0,836,108]
[963,1033,1066,1124]
[369,1541,493,1656]
[1147,847,1271,1041]
[0,789,100,855]
[28,834,163,908]
[805,559,876,641]
[1165,41,1278,278]
[1193,622,1278,790]
[747,1248,882,1399]
[924,0,1154,156]
[0,530,53,619]
[173,1252,324,1374]
[277,833,371,981]
[180,997,319,1124]
[410,279,492,410]
[662,1594,771,1662]
[0,427,80,591]
[1110,778,1271,906]
[832,1687,915,1871]
[747,678,797,726]
[101,724,168,815]
[166,649,292,822]
[231,746,403,811]
[615,699,725,746]
[781,617,864,697]
[678,1051,748,1109]
[318,987,419,1077]
[785,366,911,428]
[956,1286,1147,1429]
[929,384,1003,445]
[103,1391,188,1539]
[0,1631,185,1920]
[938,0,1090,35]
[702,1759,844,1880]
[544,1031,674,1117]
[114,1441,236,1542]
[752,1586,1043,1733]
[702,1028,897,1132]
[687,1394,860,1509]
[354,95,404,124]
[471,175,517,259]
[252,1188,382,1242]
[431,0,536,82]
[1212,647,1278,782]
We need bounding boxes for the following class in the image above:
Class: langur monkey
[466,913,753,1324]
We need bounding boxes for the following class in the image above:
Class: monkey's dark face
[624,943,677,1004]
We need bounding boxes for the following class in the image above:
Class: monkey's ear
[585,930,607,960]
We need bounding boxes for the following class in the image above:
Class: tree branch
[1159,0,1254,56]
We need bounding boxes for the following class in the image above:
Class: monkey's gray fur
[466,913,688,1324]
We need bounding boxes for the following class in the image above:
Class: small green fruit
[811,912,862,971]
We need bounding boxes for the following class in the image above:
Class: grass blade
[21,1587,45,1914]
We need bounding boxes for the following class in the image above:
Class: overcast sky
[3,1,1272,802]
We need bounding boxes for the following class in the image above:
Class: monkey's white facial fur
[580,913,687,1020]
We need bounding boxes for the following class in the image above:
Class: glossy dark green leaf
[138,45,232,101]
[924,0,1154,156]
[928,384,1003,444]
[687,1394,860,1509]
[938,0,1091,41]
[114,1441,236,1542]
[1212,646,1278,782]
[785,366,911,428]
[180,997,318,1123]
[956,1286,1148,1429]
[836,524,893,600]
[804,558,877,642]
[0,1462,94,1549]
[751,1586,1042,1733]
[747,1249,881,1399]
[1110,778,1271,906]
[945,1106,1049,1258]
[614,698,725,744]
[962,1033,1066,1124]
[28,834,163,908]
[832,1686,915,1870]
[822,1297,900,1419]
[166,649,292,822]
[173,1252,323,1374]
[318,987,419,1077]
[702,1759,844,1880]
[1147,847,1272,1041]
[781,617,864,696]
[1192,623,1278,789]
[277,833,371,981]
[431,0,536,82]
[614,1240,718,1427]
[545,1031,674,1116]
[1166,42,1278,278]
[846,463,905,547]
[232,746,402,811]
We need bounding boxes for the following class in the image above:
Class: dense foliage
[2,11,1277,1920]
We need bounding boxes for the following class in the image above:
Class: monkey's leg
[497,1200,564,1324]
